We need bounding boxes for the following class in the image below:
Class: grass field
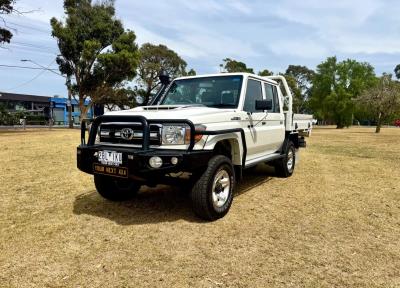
[0,127,399,287]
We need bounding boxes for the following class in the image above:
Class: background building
[0,92,50,116]
[51,97,92,125]
[0,92,93,125]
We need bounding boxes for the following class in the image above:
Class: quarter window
[243,79,263,112]
[264,83,275,112]
[264,83,280,113]
[272,86,280,113]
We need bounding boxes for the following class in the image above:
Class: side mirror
[255,99,272,111]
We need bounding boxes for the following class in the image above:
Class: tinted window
[263,83,280,113]
[243,79,263,112]
[272,86,280,112]
[264,83,275,112]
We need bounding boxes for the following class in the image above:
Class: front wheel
[94,175,141,201]
[274,142,296,178]
[190,155,235,221]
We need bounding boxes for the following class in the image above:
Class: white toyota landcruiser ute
[77,73,313,220]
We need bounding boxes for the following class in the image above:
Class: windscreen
[160,75,243,108]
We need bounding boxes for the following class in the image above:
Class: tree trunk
[336,123,345,129]
[79,97,87,123]
[68,87,73,129]
[375,112,382,133]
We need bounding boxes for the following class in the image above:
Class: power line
[12,41,56,50]
[0,64,59,70]
[5,45,58,56]
[5,21,51,34]
[6,59,57,91]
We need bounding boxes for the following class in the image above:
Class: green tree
[283,74,302,113]
[50,0,140,120]
[221,58,254,73]
[137,43,187,105]
[258,69,273,76]
[285,65,315,113]
[92,83,136,111]
[310,56,376,128]
[394,64,400,80]
[0,0,16,44]
[0,103,12,125]
[185,68,196,76]
[357,74,400,133]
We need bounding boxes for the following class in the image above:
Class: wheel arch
[284,131,300,150]
[204,134,243,166]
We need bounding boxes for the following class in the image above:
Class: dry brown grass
[0,127,399,288]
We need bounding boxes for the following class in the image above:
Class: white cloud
[1,0,400,96]
[227,0,252,15]
[272,0,400,55]
[269,38,328,59]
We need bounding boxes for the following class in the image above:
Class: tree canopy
[136,43,187,105]
[309,57,376,128]
[284,65,315,113]
[0,0,16,44]
[357,74,400,133]
[258,69,273,76]
[221,58,254,73]
[50,0,139,119]
[394,64,400,80]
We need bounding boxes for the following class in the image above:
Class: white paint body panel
[102,73,313,167]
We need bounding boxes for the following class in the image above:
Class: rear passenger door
[241,78,270,160]
[263,82,285,153]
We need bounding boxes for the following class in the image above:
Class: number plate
[98,150,123,166]
[93,164,128,178]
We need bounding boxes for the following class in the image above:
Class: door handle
[262,122,266,125]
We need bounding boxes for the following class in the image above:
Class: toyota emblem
[121,128,134,140]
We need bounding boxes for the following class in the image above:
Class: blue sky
[1,0,399,97]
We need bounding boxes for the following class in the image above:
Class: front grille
[99,122,161,146]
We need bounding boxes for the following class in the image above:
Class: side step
[244,153,284,168]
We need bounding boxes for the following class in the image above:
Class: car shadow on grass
[73,163,276,225]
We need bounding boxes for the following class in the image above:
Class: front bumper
[77,144,214,182]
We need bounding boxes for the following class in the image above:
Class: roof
[0,92,50,103]
[174,72,278,85]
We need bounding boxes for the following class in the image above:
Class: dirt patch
[0,127,399,287]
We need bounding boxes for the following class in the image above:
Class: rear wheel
[94,175,141,201]
[190,155,235,221]
[274,142,296,178]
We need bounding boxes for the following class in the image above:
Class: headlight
[161,124,206,145]
[161,124,188,145]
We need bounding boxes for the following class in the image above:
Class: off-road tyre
[94,175,141,201]
[190,155,235,221]
[274,141,296,178]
